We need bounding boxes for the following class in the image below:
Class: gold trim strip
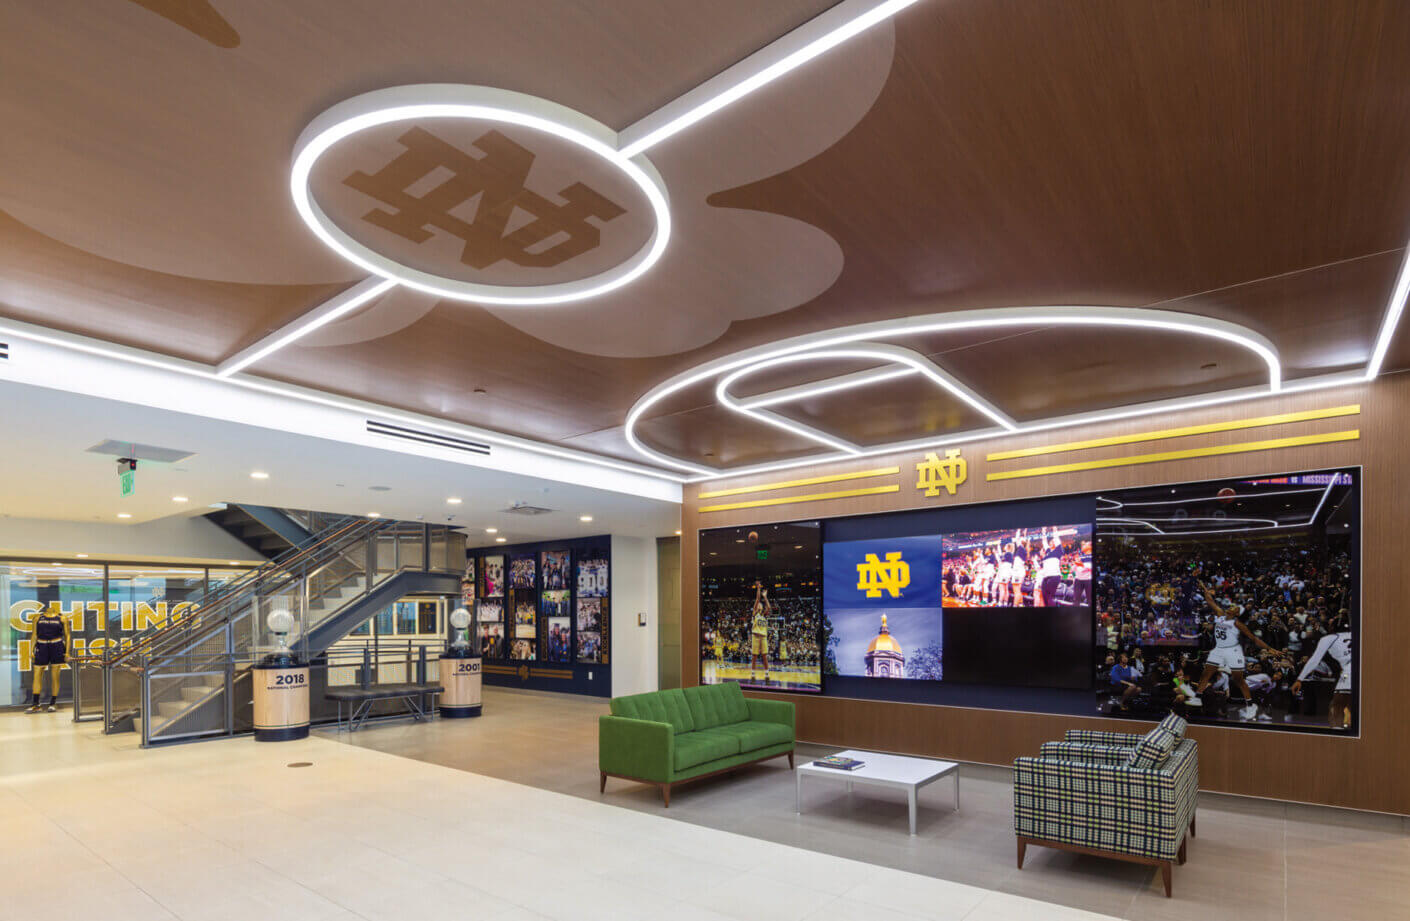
[530,669,574,679]
[986,430,1360,481]
[986,405,1362,461]
[699,484,900,513]
[697,466,900,499]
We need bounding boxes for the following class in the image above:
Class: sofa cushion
[609,688,695,734]
[682,683,750,730]
[1126,724,1179,769]
[673,729,741,771]
[708,720,793,752]
[1157,712,1187,739]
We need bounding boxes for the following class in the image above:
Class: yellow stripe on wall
[697,466,900,499]
[699,484,900,513]
[986,430,1360,481]
[986,405,1361,461]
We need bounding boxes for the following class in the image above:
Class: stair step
[179,685,219,702]
[156,701,188,719]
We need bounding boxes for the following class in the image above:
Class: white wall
[610,535,659,697]
[0,514,264,564]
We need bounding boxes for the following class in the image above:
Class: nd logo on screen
[857,552,910,599]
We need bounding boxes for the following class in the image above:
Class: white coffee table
[796,749,959,835]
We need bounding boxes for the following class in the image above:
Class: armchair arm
[1064,728,1143,746]
[1040,741,1131,765]
[599,715,674,782]
[745,697,795,731]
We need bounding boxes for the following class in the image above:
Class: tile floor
[327,687,1410,921]
[1,706,1121,921]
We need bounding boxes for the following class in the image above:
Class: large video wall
[700,466,1359,735]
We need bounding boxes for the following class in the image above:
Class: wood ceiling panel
[3,0,1409,474]
[935,327,1266,422]
[705,0,1410,379]
[633,403,823,469]
[782,377,994,446]
[0,209,346,364]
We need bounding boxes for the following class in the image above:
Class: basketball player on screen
[995,541,1013,606]
[1009,530,1028,606]
[1292,613,1352,729]
[1185,576,1272,716]
[749,582,771,684]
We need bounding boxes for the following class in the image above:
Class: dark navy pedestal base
[439,704,482,719]
[254,725,309,742]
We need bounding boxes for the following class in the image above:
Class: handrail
[105,515,376,666]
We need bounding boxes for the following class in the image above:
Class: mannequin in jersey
[28,608,71,712]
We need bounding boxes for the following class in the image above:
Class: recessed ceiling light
[117,513,132,519]
[580,515,593,522]
[76,553,89,559]
[485,527,498,534]
[250,471,270,480]
[447,497,463,505]
[229,561,242,565]
[495,537,507,543]
[50,562,60,566]
[172,496,189,503]
[368,512,381,518]
[675,530,682,536]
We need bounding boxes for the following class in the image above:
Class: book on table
[812,755,865,771]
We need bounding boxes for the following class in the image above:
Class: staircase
[204,505,326,559]
[102,514,464,745]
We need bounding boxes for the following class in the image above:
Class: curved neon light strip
[714,343,1017,454]
[626,306,1282,476]
[290,85,671,306]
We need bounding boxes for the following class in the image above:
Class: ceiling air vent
[86,440,195,463]
[0,341,9,360]
[503,502,555,516]
[365,420,491,456]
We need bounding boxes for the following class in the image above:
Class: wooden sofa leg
[1016,838,1027,869]
[1160,861,1172,897]
[788,751,794,769]
[662,783,671,808]
[599,772,607,793]
[1178,838,1187,865]
[1189,813,1196,838]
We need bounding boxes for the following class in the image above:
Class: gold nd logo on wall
[916,448,966,498]
[857,552,910,599]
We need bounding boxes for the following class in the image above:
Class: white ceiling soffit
[0,317,682,503]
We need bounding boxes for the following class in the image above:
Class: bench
[325,683,442,732]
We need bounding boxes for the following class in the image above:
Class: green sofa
[599,683,795,806]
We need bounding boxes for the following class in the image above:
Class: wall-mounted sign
[916,448,966,498]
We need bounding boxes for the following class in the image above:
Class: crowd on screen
[700,595,821,666]
[1094,538,1353,724]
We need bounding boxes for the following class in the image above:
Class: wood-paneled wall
[680,375,1409,814]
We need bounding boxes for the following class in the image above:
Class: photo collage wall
[469,542,609,665]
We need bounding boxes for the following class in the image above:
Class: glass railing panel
[398,529,425,571]
[144,659,230,744]
[104,666,142,733]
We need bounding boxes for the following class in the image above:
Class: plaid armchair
[1014,723,1198,897]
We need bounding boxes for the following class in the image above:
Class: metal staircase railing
[96,516,463,745]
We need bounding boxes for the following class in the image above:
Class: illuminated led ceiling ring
[627,305,1282,477]
[715,343,1019,455]
[290,84,672,306]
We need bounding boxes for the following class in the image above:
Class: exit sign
[119,467,135,497]
[756,548,769,560]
